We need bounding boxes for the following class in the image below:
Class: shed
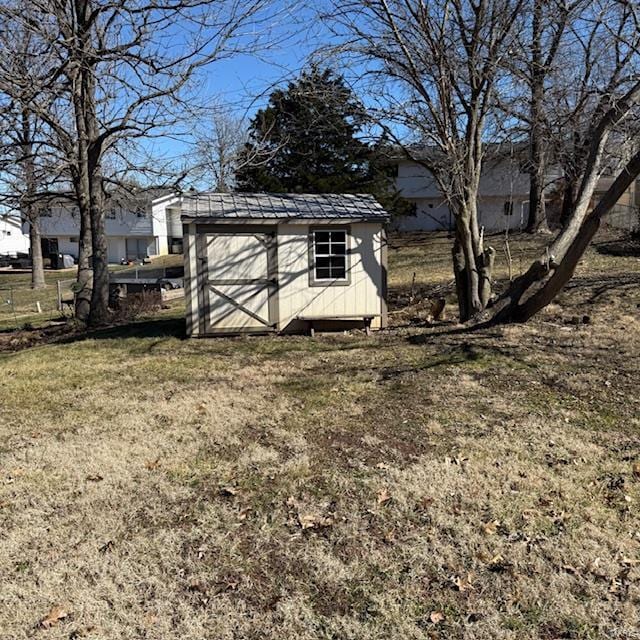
[182,193,389,336]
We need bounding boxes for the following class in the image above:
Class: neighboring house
[395,154,530,233]
[26,192,183,263]
[0,212,29,257]
[182,192,389,336]
[395,150,640,234]
[593,175,640,232]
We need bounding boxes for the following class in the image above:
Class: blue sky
[143,4,343,172]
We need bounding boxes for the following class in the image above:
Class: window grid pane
[313,230,347,280]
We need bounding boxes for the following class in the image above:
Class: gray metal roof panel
[180,193,389,221]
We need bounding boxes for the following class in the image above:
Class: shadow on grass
[67,317,187,343]
[594,236,640,257]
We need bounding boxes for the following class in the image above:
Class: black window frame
[308,226,351,287]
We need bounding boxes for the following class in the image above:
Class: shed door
[197,230,278,333]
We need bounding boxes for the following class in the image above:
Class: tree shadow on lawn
[62,316,187,344]
[0,316,187,354]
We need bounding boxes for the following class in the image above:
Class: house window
[504,201,514,216]
[311,228,348,283]
[169,238,183,254]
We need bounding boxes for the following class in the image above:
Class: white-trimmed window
[312,229,348,282]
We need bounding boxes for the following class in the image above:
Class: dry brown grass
[1,231,640,639]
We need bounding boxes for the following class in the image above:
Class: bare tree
[324,0,527,321]
[325,0,640,323]
[0,15,70,289]
[1,0,277,325]
[194,109,249,192]
[520,0,585,232]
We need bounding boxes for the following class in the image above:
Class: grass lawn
[0,255,183,331]
[1,232,640,639]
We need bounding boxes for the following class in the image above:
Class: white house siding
[276,222,384,331]
[150,196,183,255]
[33,205,168,263]
[48,235,155,263]
[0,214,29,256]
[396,159,530,233]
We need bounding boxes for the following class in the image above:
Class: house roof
[180,193,389,222]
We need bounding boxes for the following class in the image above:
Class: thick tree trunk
[70,0,99,323]
[452,239,469,322]
[525,0,549,234]
[72,155,94,323]
[527,156,548,232]
[559,177,577,229]
[452,201,496,322]
[75,202,93,322]
[19,110,46,289]
[28,217,45,289]
[88,178,109,325]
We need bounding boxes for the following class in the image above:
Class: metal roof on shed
[180,193,389,221]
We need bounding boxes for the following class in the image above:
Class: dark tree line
[235,67,413,217]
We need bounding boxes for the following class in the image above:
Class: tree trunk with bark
[452,200,496,321]
[89,172,109,325]
[70,0,99,323]
[28,217,45,289]
[525,0,549,233]
[19,110,46,289]
[71,113,93,323]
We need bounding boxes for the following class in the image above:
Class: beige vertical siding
[277,222,384,331]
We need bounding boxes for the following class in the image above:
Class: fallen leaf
[86,474,103,482]
[482,520,500,535]
[487,554,512,573]
[40,604,70,629]
[145,458,160,471]
[377,488,392,505]
[632,463,640,479]
[187,577,207,594]
[429,611,445,624]
[376,462,390,470]
[298,512,333,530]
[450,573,474,592]
[218,486,238,498]
[143,613,158,627]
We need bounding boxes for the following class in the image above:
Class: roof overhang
[181,216,390,225]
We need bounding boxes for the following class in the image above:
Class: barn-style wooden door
[196,227,278,334]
